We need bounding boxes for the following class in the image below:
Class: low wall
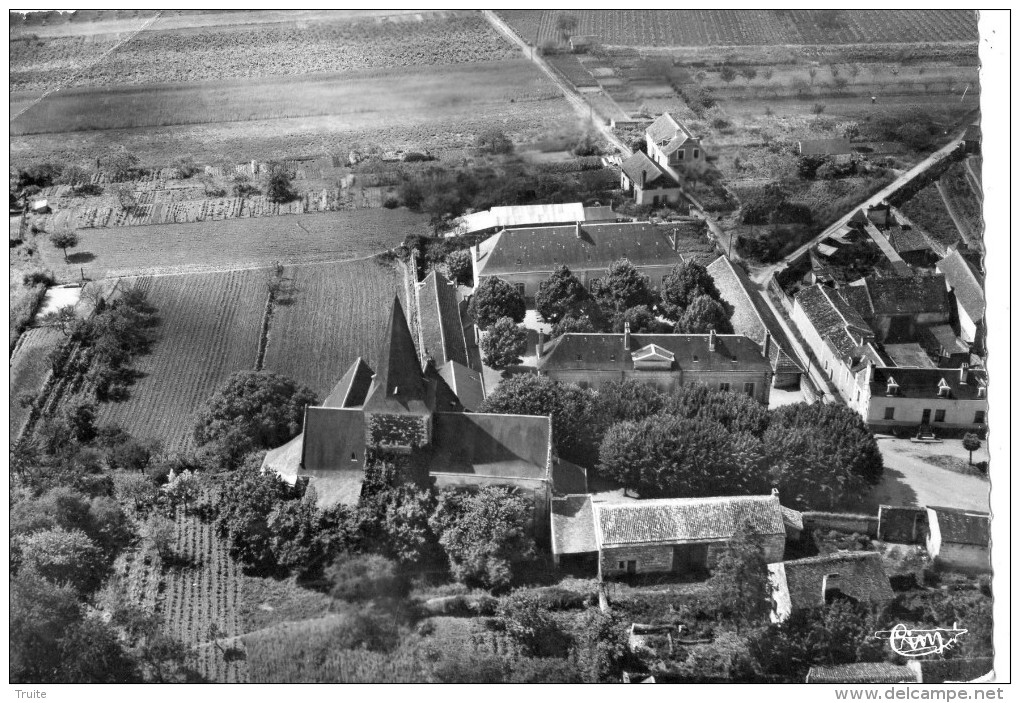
[802,511,878,537]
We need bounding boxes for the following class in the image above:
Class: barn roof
[419,270,469,368]
[552,496,597,555]
[937,249,984,324]
[775,552,894,613]
[806,663,917,684]
[426,412,551,481]
[794,284,873,362]
[593,494,785,548]
[929,506,990,546]
[844,275,950,318]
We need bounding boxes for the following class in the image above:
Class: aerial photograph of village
[9,8,1005,689]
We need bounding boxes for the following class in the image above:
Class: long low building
[850,364,987,432]
[446,202,618,238]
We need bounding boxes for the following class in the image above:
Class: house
[877,505,929,544]
[536,327,774,404]
[262,295,557,533]
[416,270,484,410]
[645,112,706,176]
[769,552,894,622]
[707,256,803,388]
[920,324,971,368]
[790,283,883,401]
[30,198,50,214]
[620,151,682,206]
[593,494,791,578]
[568,34,596,52]
[925,506,991,572]
[806,663,919,684]
[839,274,952,343]
[471,221,698,302]
[445,202,617,238]
[850,364,988,432]
[936,248,984,347]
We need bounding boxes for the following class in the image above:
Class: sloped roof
[883,342,936,368]
[451,203,587,235]
[781,506,804,532]
[778,552,894,612]
[538,332,772,375]
[419,270,469,368]
[426,412,551,481]
[301,407,366,472]
[363,295,431,416]
[937,249,984,324]
[437,360,484,412]
[708,256,803,375]
[593,495,785,548]
[322,357,374,408]
[551,496,597,555]
[794,284,873,362]
[475,222,683,277]
[621,151,678,190]
[261,433,303,481]
[646,112,689,145]
[807,663,917,684]
[929,506,990,546]
[888,226,933,254]
[869,366,987,401]
[926,324,970,355]
[583,205,617,222]
[846,275,950,317]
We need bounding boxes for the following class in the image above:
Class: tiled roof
[593,495,785,548]
[322,357,374,409]
[779,552,894,612]
[845,275,950,318]
[798,138,853,156]
[937,249,984,324]
[646,112,690,146]
[794,284,873,362]
[781,506,804,532]
[708,256,803,375]
[551,496,597,555]
[426,412,551,481]
[621,151,678,189]
[926,324,970,355]
[869,366,987,401]
[538,332,772,374]
[807,663,917,684]
[882,342,937,368]
[888,226,933,254]
[475,222,683,277]
[363,296,431,416]
[301,407,366,472]
[419,270,469,368]
[929,506,990,546]
[437,360,484,412]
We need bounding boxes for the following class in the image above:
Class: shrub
[326,553,406,602]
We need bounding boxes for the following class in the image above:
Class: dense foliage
[481,317,527,370]
[469,276,526,327]
[535,265,590,324]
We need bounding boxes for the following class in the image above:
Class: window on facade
[934,409,946,423]
[974,411,986,424]
[884,407,895,420]
[576,354,582,361]
[693,149,700,159]
[678,150,685,161]
[744,382,755,396]
[977,387,986,398]
[351,452,357,461]
[719,382,730,392]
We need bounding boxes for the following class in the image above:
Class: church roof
[363,295,431,416]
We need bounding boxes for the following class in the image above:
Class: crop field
[37,208,426,281]
[261,258,406,400]
[546,54,598,88]
[938,162,983,244]
[96,270,267,451]
[9,327,63,438]
[899,183,965,254]
[499,10,977,48]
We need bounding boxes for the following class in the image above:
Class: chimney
[669,227,678,251]
[472,244,479,262]
[575,221,582,239]
[623,321,631,350]
[762,331,772,360]
[708,328,716,352]
[641,169,647,189]
[536,330,546,359]
[959,362,969,385]
[771,487,779,500]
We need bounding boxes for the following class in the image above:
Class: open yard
[96,269,267,451]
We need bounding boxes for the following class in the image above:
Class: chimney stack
[762,331,772,360]
[536,330,546,359]
[708,328,716,352]
[623,321,631,350]
[960,362,969,385]
[641,169,647,189]
[575,221,582,239]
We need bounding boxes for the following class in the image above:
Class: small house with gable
[645,112,706,175]
[620,151,682,206]
[925,506,990,573]
[769,552,894,623]
[936,248,985,348]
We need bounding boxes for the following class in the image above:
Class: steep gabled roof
[621,151,678,189]
[846,275,951,317]
[322,357,374,408]
[646,112,697,155]
[437,360,484,412]
[594,495,786,548]
[363,295,431,415]
[937,249,984,324]
[300,407,366,472]
[426,412,551,481]
[552,496,597,555]
[419,270,469,367]
[777,552,894,612]
[929,506,990,546]
[794,284,873,362]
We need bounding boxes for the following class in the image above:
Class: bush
[498,590,571,658]
[326,553,406,602]
[382,195,400,209]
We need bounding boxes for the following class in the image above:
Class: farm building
[470,220,708,302]
[537,327,774,404]
[806,663,919,684]
[592,494,795,579]
[925,506,991,572]
[445,202,618,238]
[849,364,988,432]
[620,151,682,206]
[839,274,952,343]
[936,248,984,347]
[550,495,597,569]
[877,505,929,544]
[262,296,558,533]
[768,552,894,622]
[707,256,803,388]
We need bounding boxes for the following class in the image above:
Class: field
[499,10,977,48]
[9,327,63,438]
[899,183,965,254]
[261,258,406,399]
[96,270,267,451]
[36,208,426,281]
[938,161,983,245]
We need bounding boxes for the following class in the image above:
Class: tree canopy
[536,265,589,325]
[469,276,526,328]
[444,250,473,287]
[707,520,772,629]
[589,259,656,314]
[481,317,527,370]
[660,261,723,319]
[674,294,734,334]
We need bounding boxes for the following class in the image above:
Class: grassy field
[36,208,426,281]
[899,182,965,253]
[96,270,267,451]
[9,327,63,438]
[261,258,406,400]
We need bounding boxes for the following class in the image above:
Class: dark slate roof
[929,506,990,546]
[437,360,484,412]
[883,342,936,368]
[794,284,873,362]
[781,552,894,612]
[927,324,970,355]
[888,226,933,254]
[594,495,785,548]
[583,205,618,222]
[869,366,987,401]
[708,256,803,375]
[475,222,683,277]
[426,412,551,481]
[845,275,950,317]
[551,496,597,555]
[322,357,374,408]
[538,332,771,375]
[937,249,984,323]
[301,407,366,472]
[799,138,853,156]
[621,151,678,190]
[363,295,431,416]
[552,459,588,496]
[419,270,469,367]
[807,663,917,684]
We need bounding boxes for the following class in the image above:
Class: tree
[40,305,78,336]
[326,553,405,602]
[162,469,201,514]
[720,66,737,83]
[536,265,589,324]
[962,433,982,465]
[429,486,536,591]
[112,184,138,213]
[662,383,771,436]
[660,260,723,319]
[118,473,161,513]
[57,617,141,683]
[589,259,655,314]
[50,228,79,261]
[707,520,772,630]
[106,151,140,181]
[58,397,98,444]
[193,371,317,469]
[847,63,860,83]
[808,67,818,85]
[10,570,82,683]
[614,305,672,334]
[674,294,734,334]
[57,163,92,188]
[475,128,513,155]
[498,591,569,658]
[231,172,259,198]
[16,528,107,594]
[266,163,296,203]
[740,67,758,82]
[555,12,578,43]
[269,499,355,576]
[552,315,596,337]
[469,276,526,327]
[481,317,527,370]
[569,609,629,683]
[833,76,849,94]
[140,514,176,559]
[445,250,473,287]
[762,67,774,82]
[215,456,297,571]
[172,156,199,179]
[812,102,826,116]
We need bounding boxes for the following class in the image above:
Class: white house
[925,506,990,572]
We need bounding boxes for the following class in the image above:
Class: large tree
[266,163,297,203]
[707,520,772,630]
[193,371,317,469]
[215,456,297,572]
[15,528,108,594]
[10,571,83,683]
[469,276,526,328]
[535,265,589,324]
[50,229,79,262]
[444,250,474,287]
[660,260,723,319]
[481,317,527,370]
[673,294,734,334]
[613,305,672,333]
[589,259,656,314]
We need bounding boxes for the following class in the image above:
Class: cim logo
[874,623,968,658]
